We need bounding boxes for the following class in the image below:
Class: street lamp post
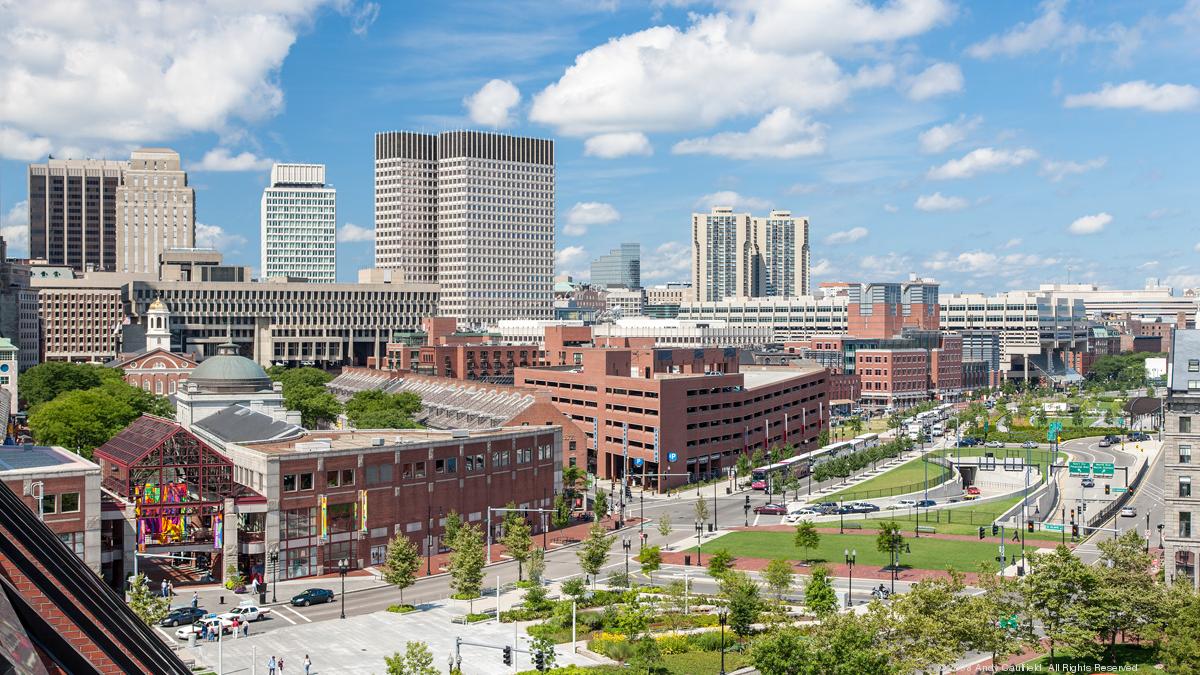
[718,608,728,675]
[622,538,631,587]
[1159,523,1165,550]
[639,490,645,548]
[337,559,349,619]
[844,548,857,607]
[427,504,434,577]
[744,502,750,527]
[268,548,279,604]
[695,521,703,566]
[713,480,719,532]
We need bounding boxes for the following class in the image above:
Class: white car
[895,499,918,508]
[1120,506,1137,518]
[985,441,1004,448]
[218,604,270,623]
[784,512,814,524]
[174,615,232,640]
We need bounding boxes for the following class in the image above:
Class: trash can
[1016,565,1025,577]
[726,487,731,495]
[708,523,714,532]
[684,554,691,566]
[219,594,225,605]
[259,590,267,605]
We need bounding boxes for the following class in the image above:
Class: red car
[966,486,981,496]
[753,503,788,515]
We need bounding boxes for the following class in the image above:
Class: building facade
[28,158,125,272]
[691,207,809,302]
[116,148,194,275]
[0,444,101,573]
[1165,329,1200,588]
[36,286,125,363]
[591,243,641,289]
[678,295,851,341]
[261,163,337,282]
[375,130,555,327]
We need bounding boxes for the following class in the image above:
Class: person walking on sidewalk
[161,579,168,598]
[267,656,276,675]
[167,580,174,598]
[191,591,199,609]
[278,656,285,674]
[303,655,311,675]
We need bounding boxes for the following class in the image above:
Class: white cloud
[0,2,373,148]
[564,202,620,236]
[1137,260,1159,270]
[1003,238,1022,249]
[1067,212,1112,235]
[967,0,1124,59]
[917,115,981,154]
[194,148,275,172]
[907,62,964,100]
[810,258,834,276]
[788,183,820,195]
[463,79,521,127]
[883,203,900,213]
[858,252,911,277]
[672,107,826,159]
[195,222,247,251]
[642,241,691,281]
[345,1,380,36]
[1,200,29,256]
[1147,207,1182,220]
[914,192,969,211]
[924,249,1059,276]
[554,245,589,274]
[1064,81,1200,113]
[824,227,869,245]
[694,191,771,211]
[927,147,1038,180]
[529,1,950,136]
[0,127,52,160]
[1039,156,1107,182]
[338,223,373,243]
[583,132,653,158]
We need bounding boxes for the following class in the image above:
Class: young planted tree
[876,521,905,569]
[593,488,609,522]
[561,577,588,605]
[793,520,820,564]
[804,565,838,617]
[636,545,662,585]
[882,571,974,674]
[383,534,420,605]
[1093,530,1165,659]
[551,494,571,531]
[966,561,1036,670]
[1022,545,1100,663]
[657,513,672,539]
[384,641,438,675]
[722,571,762,637]
[500,517,533,581]
[707,548,735,580]
[527,547,546,584]
[443,510,463,547]
[126,573,171,626]
[764,558,795,604]
[694,495,709,526]
[736,453,753,484]
[448,524,485,612]
[578,520,615,588]
[1161,582,1200,674]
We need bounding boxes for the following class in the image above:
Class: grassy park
[817,455,950,503]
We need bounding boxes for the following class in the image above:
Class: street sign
[634,458,644,468]
[1112,486,1128,494]
[667,452,678,462]
[1093,462,1115,477]
[1043,523,1065,532]
[1068,461,1091,476]
[1048,430,1058,442]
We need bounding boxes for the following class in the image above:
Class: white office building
[261,163,337,283]
[375,130,555,327]
[691,207,809,302]
[116,148,195,274]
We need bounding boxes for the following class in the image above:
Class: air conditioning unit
[451,429,470,439]
[371,437,386,447]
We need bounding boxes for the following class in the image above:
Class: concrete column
[222,497,239,584]
[83,472,102,574]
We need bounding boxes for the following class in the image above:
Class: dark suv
[291,588,335,606]
[161,606,206,627]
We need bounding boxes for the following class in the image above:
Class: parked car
[783,512,813,524]
[966,486,981,496]
[1121,506,1138,517]
[1081,477,1095,488]
[1021,441,1038,449]
[175,615,232,640]
[915,499,937,508]
[1103,435,1121,444]
[985,440,1004,449]
[895,499,918,508]
[161,606,206,627]
[817,504,842,515]
[218,604,270,623]
[754,503,788,515]
[1098,439,1111,448]
[291,588,335,607]
[850,502,881,513]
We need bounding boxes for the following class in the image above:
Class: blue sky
[1,0,1198,293]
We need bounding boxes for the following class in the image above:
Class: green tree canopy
[384,641,438,675]
[751,614,899,675]
[20,362,124,409]
[28,388,135,458]
[636,545,661,584]
[345,389,422,429]
[793,520,820,563]
[805,565,838,617]
[448,524,485,611]
[577,520,615,588]
[383,534,420,605]
[500,516,533,580]
[267,365,332,389]
[722,570,762,637]
[707,548,735,579]
[126,573,171,626]
[283,383,343,429]
[763,558,795,603]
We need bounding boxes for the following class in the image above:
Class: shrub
[687,630,726,652]
[386,604,416,614]
[589,632,629,659]
[655,634,690,655]
[500,607,553,622]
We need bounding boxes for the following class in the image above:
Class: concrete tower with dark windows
[27,158,124,272]
[374,130,555,328]
[116,148,194,274]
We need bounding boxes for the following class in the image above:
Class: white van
[931,423,944,437]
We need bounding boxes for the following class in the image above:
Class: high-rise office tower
[690,207,810,302]
[116,148,194,274]
[374,130,555,327]
[28,159,124,272]
[261,163,337,283]
[590,243,641,289]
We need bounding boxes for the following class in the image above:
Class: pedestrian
[191,591,199,609]
[161,579,168,598]
[249,576,258,595]
[230,618,238,637]
[167,580,174,598]
[278,656,285,673]
[268,655,276,675]
[199,624,207,642]
[243,620,249,637]
[304,655,311,675]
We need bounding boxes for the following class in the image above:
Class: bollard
[684,554,691,566]
[219,595,224,605]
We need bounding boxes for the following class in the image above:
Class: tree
[1022,545,1100,663]
[20,361,123,409]
[722,571,762,637]
[751,615,899,675]
[637,545,661,584]
[268,365,332,389]
[736,453,753,484]
[707,548,735,579]
[805,565,838,617]
[500,517,533,581]
[552,494,571,531]
[694,495,709,526]
[561,577,588,604]
[345,389,421,429]
[561,465,585,499]
[530,636,557,672]
[126,573,171,626]
[793,520,820,564]
[1093,530,1165,659]
[817,428,830,448]
[966,561,1036,669]
[443,510,463,547]
[658,513,672,538]
[383,534,420,605]
[99,380,174,419]
[384,641,438,675]
[283,383,343,429]
[847,416,865,437]
[1161,583,1200,674]
[448,524,485,612]
[578,520,615,588]
[593,488,609,521]
[881,571,975,674]
[528,547,546,584]
[875,521,904,566]
[764,558,795,603]
[28,388,135,458]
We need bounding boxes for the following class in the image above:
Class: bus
[852,432,881,450]
[749,440,854,489]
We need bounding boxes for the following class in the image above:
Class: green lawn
[661,651,751,674]
[1012,645,1158,673]
[699,530,1046,571]
[816,455,950,503]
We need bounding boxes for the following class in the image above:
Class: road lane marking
[282,605,312,622]
[271,608,297,625]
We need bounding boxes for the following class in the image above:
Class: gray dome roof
[189,342,273,394]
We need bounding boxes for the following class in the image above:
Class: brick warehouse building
[514,346,828,489]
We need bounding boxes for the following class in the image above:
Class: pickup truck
[218,604,271,623]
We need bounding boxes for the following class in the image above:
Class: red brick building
[109,347,197,395]
[514,347,828,488]
[376,317,549,382]
[0,444,100,573]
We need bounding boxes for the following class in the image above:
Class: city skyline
[0,1,1198,294]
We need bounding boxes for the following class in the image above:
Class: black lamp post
[427,504,433,576]
[695,521,703,566]
[844,548,857,607]
[718,608,728,675]
[1158,523,1165,550]
[337,558,349,619]
[639,489,645,548]
[743,502,750,527]
[622,538,632,587]
[268,548,279,603]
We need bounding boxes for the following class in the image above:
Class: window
[283,474,298,492]
[282,508,316,539]
[57,532,84,560]
[60,492,79,513]
[327,501,356,533]
[1181,476,1193,498]
[1183,417,1193,433]
[1182,511,1193,539]
[282,545,317,580]
[1190,359,1199,373]
[326,469,354,487]
[436,459,446,473]
[299,473,314,490]
[365,464,393,485]
[41,494,56,514]
[414,461,426,478]
[445,457,457,473]
[403,463,412,479]
[1182,445,1192,464]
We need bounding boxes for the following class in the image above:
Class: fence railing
[824,460,955,502]
[1087,458,1150,530]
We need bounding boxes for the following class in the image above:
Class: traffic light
[503,646,513,666]
[534,650,545,672]
[1104,484,1111,495]
[1070,508,1075,520]
[991,524,998,537]
[1072,523,1079,538]
[745,494,751,505]
[978,526,985,540]
[1027,519,1035,533]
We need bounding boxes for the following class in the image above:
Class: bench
[916,525,936,534]
[841,522,863,530]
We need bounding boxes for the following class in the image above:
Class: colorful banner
[359,490,368,533]
[320,495,328,540]
[764,417,770,451]
[653,427,660,464]
[783,413,788,444]
[213,512,223,550]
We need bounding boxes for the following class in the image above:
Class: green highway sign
[1069,461,1091,476]
[1043,523,1065,532]
[1093,462,1115,477]
[1112,487,1128,494]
